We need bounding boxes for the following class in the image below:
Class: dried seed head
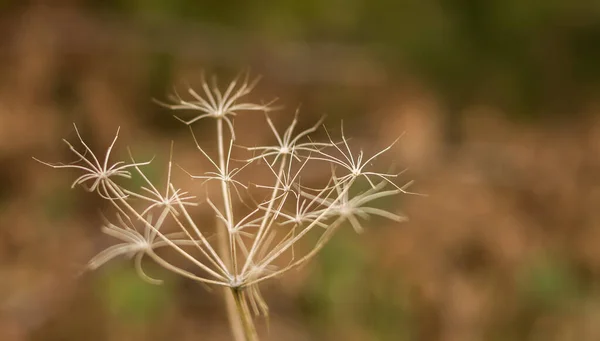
[37,73,415,324]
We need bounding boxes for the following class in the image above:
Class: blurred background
[2,1,600,340]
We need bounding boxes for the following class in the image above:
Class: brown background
[2,1,600,340]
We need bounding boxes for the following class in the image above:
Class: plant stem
[240,154,287,277]
[219,258,247,341]
[215,118,247,340]
[232,287,259,341]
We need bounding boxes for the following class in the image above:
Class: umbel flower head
[154,73,275,139]
[36,73,414,340]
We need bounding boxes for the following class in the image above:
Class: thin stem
[216,118,246,341]
[244,216,346,287]
[105,181,228,283]
[250,178,354,279]
[217,118,236,273]
[240,154,287,277]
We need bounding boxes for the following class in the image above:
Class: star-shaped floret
[34,124,151,199]
[311,124,411,192]
[123,143,197,217]
[155,73,274,139]
[309,177,407,233]
[246,112,329,164]
[88,213,193,285]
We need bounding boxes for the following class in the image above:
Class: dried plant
[36,74,412,341]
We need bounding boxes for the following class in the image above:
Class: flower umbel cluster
[38,74,411,340]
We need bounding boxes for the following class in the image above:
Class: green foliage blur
[71,0,600,118]
[98,265,174,325]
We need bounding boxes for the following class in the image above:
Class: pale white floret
[154,73,275,139]
[245,112,329,164]
[123,143,198,217]
[311,124,413,192]
[33,124,152,199]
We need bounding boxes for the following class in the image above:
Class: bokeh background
[3,1,600,340]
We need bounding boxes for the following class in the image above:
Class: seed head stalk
[215,117,256,341]
[241,153,288,277]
